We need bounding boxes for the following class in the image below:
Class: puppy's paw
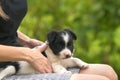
[54,69,68,74]
[79,62,89,69]
[52,64,67,73]
[72,58,89,69]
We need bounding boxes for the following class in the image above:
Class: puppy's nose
[66,54,71,58]
[63,50,71,58]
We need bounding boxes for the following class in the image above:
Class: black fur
[47,29,77,56]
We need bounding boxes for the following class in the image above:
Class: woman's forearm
[17,31,31,44]
[17,31,43,48]
[0,45,30,62]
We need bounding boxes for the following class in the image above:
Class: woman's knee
[70,74,110,80]
[80,64,118,80]
[102,64,118,80]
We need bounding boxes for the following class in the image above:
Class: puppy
[0,29,88,80]
[45,29,88,73]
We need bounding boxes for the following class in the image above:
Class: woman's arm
[0,44,52,73]
[0,45,29,61]
[17,31,43,48]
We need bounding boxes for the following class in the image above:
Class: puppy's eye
[59,41,65,45]
[55,41,64,46]
[67,41,72,47]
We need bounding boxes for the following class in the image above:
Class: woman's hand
[24,43,53,73]
[17,31,52,73]
[26,39,44,48]
[17,31,44,48]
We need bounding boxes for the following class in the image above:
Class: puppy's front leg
[71,57,88,69]
[52,63,67,73]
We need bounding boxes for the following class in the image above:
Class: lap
[70,74,110,80]
[80,64,118,80]
[4,67,79,80]
[4,72,72,80]
[4,64,118,80]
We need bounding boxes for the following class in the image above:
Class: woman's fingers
[33,56,52,73]
[35,43,48,52]
[29,43,52,73]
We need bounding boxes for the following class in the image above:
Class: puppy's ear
[47,30,58,43]
[64,29,77,40]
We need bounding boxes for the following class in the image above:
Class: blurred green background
[19,0,120,78]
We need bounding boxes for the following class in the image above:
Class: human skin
[70,64,118,80]
[0,44,52,73]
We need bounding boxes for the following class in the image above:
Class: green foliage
[19,0,120,78]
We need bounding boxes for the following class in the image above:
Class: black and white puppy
[0,29,88,80]
[45,29,88,73]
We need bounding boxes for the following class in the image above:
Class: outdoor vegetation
[19,0,120,78]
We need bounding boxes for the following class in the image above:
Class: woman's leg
[71,64,118,80]
[70,74,110,80]
[4,64,118,80]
